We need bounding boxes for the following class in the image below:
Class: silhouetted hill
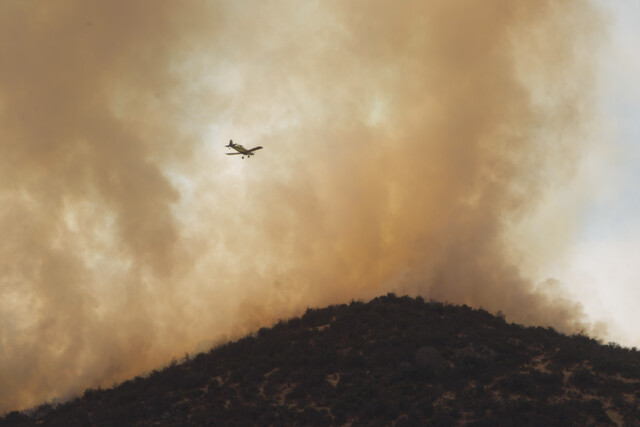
[3,294,640,426]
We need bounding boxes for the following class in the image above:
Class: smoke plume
[0,0,604,412]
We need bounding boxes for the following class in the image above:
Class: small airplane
[225,140,263,159]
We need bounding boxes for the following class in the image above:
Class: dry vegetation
[2,294,640,426]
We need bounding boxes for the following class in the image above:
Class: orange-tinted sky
[0,0,610,413]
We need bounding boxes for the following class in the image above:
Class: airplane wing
[226,152,243,155]
[248,146,263,152]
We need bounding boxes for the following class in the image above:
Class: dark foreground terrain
[3,294,640,426]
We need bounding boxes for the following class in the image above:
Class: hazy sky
[552,0,640,348]
[0,0,638,414]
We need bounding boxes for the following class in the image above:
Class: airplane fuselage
[230,144,252,155]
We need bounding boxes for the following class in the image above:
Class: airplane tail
[226,139,233,148]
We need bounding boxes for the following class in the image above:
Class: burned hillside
[3,294,640,426]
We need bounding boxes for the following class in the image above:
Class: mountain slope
[3,294,640,426]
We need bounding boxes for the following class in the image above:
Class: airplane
[225,140,263,159]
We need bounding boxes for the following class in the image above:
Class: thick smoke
[0,0,603,413]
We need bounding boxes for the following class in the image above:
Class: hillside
[2,294,640,426]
